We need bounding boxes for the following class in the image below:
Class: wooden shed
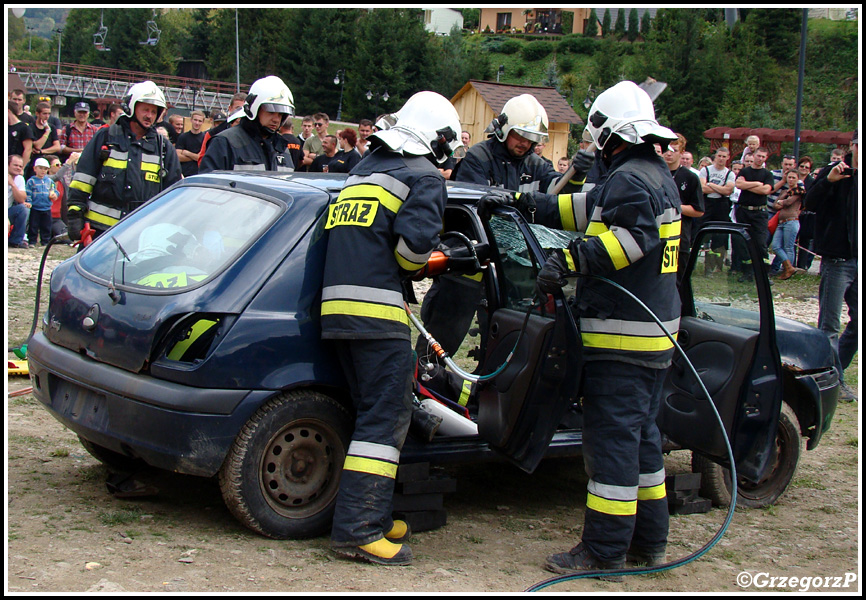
[451,80,583,164]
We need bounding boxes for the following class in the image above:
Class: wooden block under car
[394,509,448,533]
[396,462,430,483]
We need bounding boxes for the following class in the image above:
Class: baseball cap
[34,157,50,168]
[212,111,227,122]
[74,101,90,112]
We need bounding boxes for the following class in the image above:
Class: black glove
[536,249,571,297]
[570,149,595,184]
[513,192,537,216]
[67,213,83,242]
[478,190,516,212]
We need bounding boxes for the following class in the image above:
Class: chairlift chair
[93,10,111,51]
[140,11,161,46]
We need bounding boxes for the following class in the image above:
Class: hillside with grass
[470,11,858,162]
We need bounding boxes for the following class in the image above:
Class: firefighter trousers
[330,338,414,547]
[580,361,669,562]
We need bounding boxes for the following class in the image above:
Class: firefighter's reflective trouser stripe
[330,339,414,547]
[580,361,669,563]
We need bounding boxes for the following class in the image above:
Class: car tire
[691,401,802,508]
[78,436,147,472]
[219,390,353,539]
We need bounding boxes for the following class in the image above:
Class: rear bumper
[27,332,271,477]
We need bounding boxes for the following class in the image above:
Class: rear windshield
[78,186,281,291]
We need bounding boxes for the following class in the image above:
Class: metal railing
[10,60,247,113]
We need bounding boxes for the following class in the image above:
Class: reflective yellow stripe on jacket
[580,317,680,353]
[320,285,409,327]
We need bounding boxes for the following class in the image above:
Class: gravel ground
[5,245,859,594]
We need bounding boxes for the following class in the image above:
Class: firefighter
[535,80,682,579]
[321,91,463,566]
[67,80,182,242]
[417,93,594,367]
[199,75,295,174]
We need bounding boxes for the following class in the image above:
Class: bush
[557,35,598,55]
[521,40,554,61]
[558,56,575,73]
[499,39,522,55]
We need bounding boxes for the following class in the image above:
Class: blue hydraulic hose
[524,273,738,591]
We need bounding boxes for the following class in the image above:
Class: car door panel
[475,212,581,473]
[658,223,783,483]
[659,316,758,461]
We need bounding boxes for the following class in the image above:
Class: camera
[838,165,854,176]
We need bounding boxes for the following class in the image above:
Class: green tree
[591,37,625,90]
[346,9,435,121]
[638,8,731,150]
[431,25,491,99]
[278,9,362,118]
[585,9,599,38]
[745,9,802,62]
[56,9,182,74]
[627,8,640,42]
[614,8,627,39]
[181,8,213,62]
[204,9,293,87]
[601,9,612,37]
[640,11,652,37]
[460,8,479,30]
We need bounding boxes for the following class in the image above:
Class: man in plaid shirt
[59,102,99,162]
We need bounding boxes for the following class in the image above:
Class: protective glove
[570,149,595,184]
[478,190,516,212]
[536,248,571,297]
[67,213,83,242]
[513,192,537,216]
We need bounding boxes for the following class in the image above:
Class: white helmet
[370,91,463,164]
[243,75,295,120]
[490,94,549,144]
[586,80,675,151]
[122,80,166,117]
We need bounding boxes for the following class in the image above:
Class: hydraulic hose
[405,298,537,383]
[525,272,738,591]
[25,234,72,346]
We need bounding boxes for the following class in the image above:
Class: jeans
[818,258,858,381]
[771,219,799,264]
[8,203,30,245]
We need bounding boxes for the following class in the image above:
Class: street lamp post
[55,28,63,75]
[582,86,597,112]
[27,26,34,53]
[365,89,390,119]
[334,70,345,122]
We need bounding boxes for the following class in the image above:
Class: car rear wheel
[691,401,802,508]
[219,390,353,539]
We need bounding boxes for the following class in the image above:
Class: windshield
[78,186,282,291]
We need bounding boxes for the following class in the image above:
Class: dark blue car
[27,172,839,539]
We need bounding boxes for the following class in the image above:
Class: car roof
[184,171,492,203]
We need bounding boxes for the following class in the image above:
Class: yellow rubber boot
[335,537,413,566]
[384,519,411,544]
